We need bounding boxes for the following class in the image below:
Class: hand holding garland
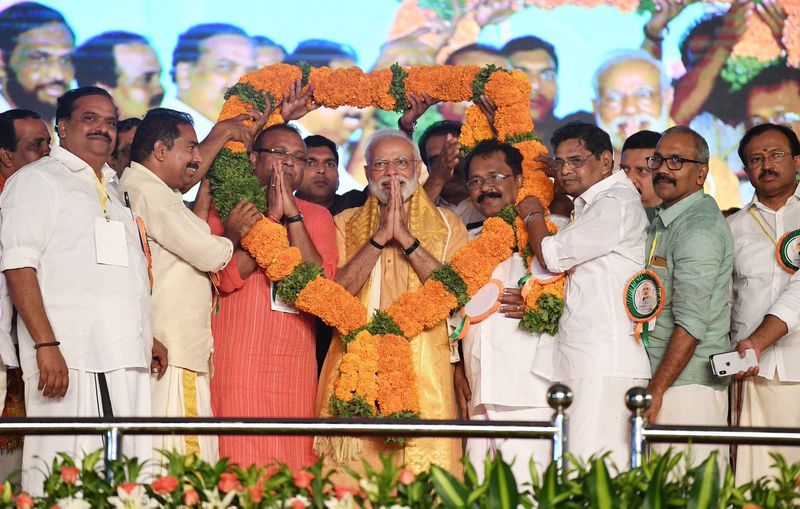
[515,195,548,268]
[280,78,320,121]
[398,92,438,136]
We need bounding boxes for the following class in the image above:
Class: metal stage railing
[0,384,573,483]
[625,387,800,468]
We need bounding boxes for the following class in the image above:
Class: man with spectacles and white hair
[642,125,733,474]
[516,122,651,468]
[316,129,467,482]
[728,122,800,484]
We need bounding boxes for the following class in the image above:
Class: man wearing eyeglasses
[516,122,651,467]
[728,123,800,484]
[643,125,733,474]
[316,129,467,482]
[206,123,338,470]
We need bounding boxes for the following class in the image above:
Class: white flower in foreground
[202,487,238,508]
[107,484,159,509]
[55,497,91,509]
[284,494,311,508]
[358,478,379,499]
[323,493,357,509]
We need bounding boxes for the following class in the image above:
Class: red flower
[397,469,415,485]
[334,485,356,500]
[16,492,33,509]
[292,501,306,509]
[60,466,79,485]
[247,484,263,503]
[184,488,200,506]
[119,482,138,494]
[218,472,242,493]
[151,476,179,494]
[293,470,314,489]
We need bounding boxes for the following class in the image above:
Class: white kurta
[0,146,153,495]
[461,251,554,485]
[538,171,651,466]
[728,185,800,484]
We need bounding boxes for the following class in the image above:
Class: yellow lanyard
[91,169,110,220]
[647,230,660,266]
[569,210,575,223]
[748,207,777,246]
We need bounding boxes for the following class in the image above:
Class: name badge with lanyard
[749,207,800,274]
[93,170,128,267]
[626,230,666,347]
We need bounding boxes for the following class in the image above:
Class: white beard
[597,103,670,152]
[369,175,418,204]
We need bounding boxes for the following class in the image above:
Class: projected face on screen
[594,58,671,153]
[508,49,557,123]
[174,32,255,122]
[5,21,74,118]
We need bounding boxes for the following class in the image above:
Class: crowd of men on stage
[0,0,800,497]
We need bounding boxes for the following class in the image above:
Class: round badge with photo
[776,229,800,274]
[449,279,504,341]
[623,270,665,347]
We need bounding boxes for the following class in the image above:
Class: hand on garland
[474,94,497,135]
[281,78,319,121]
[399,92,438,134]
[224,199,262,246]
[756,0,787,46]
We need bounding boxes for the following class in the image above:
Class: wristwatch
[284,213,304,224]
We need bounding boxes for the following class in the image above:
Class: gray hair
[363,129,420,165]
[661,125,710,163]
[592,49,672,99]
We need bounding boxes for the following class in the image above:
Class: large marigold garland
[208,62,565,422]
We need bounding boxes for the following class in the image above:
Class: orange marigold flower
[494,105,534,141]
[484,70,530,108]
[266,246,302,281]
[732,11,782,62]
[542,279,565,300]
[516,170,554,208]
[241,218,289,269]
[405,65,478,102]
[386,279,457,338]
[295,276,368,336]
[240,64,302,102]
[459,105,494,148]
[451,222,514,296]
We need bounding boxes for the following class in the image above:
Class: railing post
[625,387,651,469]
[547,384,573,481]
[105,426,122,484]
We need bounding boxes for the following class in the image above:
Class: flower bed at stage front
[207,62,565,424]
[5,449,800,508]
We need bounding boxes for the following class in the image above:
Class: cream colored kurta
[316,192,467,480]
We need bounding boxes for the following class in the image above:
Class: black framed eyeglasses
[253,147,308,164]
[646,155,707,171]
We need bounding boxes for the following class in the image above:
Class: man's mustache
[88,131,111,142]
[477,191,502,203]
[758,169,779,181]
[35,80,69,93]
[186,162,199,171]
[653,174,675,186]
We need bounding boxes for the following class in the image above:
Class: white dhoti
[563,377,647,469]
[151,365,217,466]
[735,376,800,485]
[22,367,152,496]
[466,404,552,490]
[652,384,728,476]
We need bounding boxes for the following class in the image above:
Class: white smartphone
[709,349,758,377]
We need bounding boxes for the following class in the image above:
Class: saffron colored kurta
[208,199,338,469]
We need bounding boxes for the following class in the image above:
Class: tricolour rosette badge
[624,270,665,347]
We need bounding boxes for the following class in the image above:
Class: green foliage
[637,0,656,15]
[505,131,544,146]
[275,261,324,304]
[390,63,409,112]
[223,83,269,112]
[519,294,564,335]
[496,204,518,227]
[208,148,267,221]
[721,56,780,92]
[298,61,312,87]
[330,394,374,417]
[471,64,507,102]
[20,448,800,508]
[341,310,404,347]
[431,264,470,307]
